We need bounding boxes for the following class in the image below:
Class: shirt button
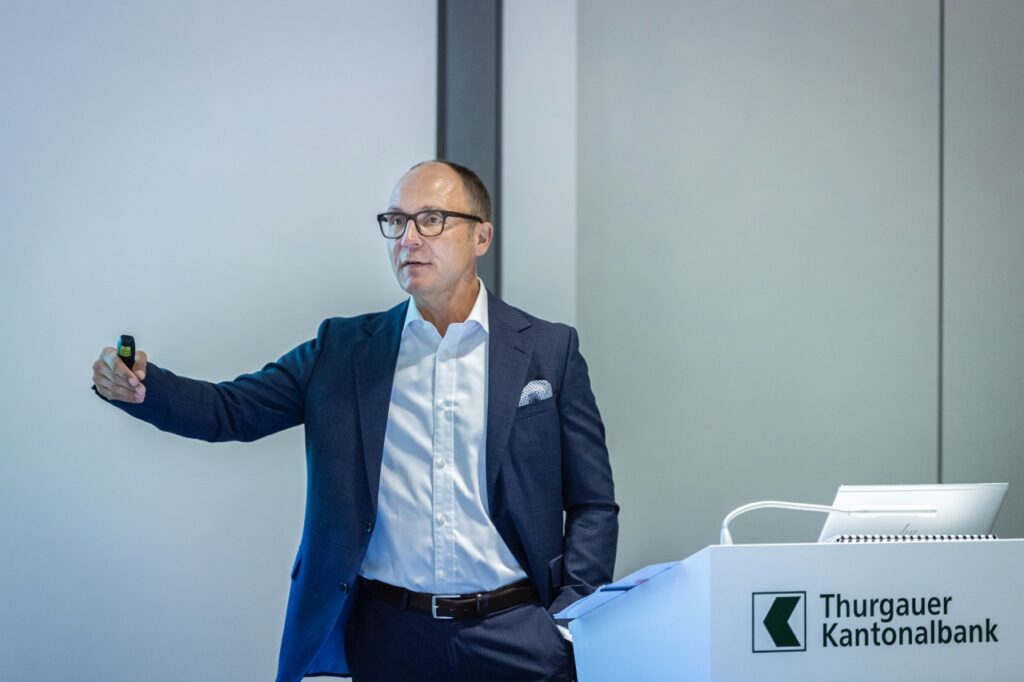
[339,582,349,593]
[437,570,447,580]
[436,514,446,526]
[435,457,446,469]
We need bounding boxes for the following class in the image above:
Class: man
[91,161,618,681]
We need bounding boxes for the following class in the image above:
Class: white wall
[0,2,435,680]
[944,0,1024,539]
[501,0,578,325]
[576,0,942,573]
[511,0,1024,581]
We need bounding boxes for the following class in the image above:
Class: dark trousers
[344,582,574,681]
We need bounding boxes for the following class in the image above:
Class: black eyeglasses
[377,210,483,239]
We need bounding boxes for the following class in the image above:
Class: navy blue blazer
[110,293,618,681]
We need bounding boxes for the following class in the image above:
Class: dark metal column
[437,0,502,294]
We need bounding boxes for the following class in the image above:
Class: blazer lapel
[485,294,533,512]
[353,300,407,513]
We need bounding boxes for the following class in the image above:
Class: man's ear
[474,221,494,256]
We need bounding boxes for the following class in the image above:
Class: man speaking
[91,161,618,682]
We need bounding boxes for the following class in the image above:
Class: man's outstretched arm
[91,319,331,443]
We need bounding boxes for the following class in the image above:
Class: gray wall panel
[0,2,436,679]
[501,0,577,324]
[944,0,1024,538]
[577,1,940,573]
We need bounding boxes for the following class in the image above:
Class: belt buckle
[431,594,460,620]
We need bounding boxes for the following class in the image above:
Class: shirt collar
[403,278,489,334]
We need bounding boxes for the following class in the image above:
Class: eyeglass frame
[376,209,484,239]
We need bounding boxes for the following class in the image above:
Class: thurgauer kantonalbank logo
[751,591,999,653]
[752,592,806,653]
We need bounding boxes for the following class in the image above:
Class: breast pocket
[512,399,560,454]
[515,396,557,421]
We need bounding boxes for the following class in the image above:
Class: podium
[560,540,1024,681]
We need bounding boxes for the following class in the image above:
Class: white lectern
[560,540,1023,681]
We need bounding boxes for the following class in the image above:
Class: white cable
[719,500,937,545]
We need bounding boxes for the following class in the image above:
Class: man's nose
[399,218,422,246]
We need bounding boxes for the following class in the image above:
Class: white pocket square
[518,379,553,407]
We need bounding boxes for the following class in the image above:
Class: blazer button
[339,582,349,593]
[365,521,374,533]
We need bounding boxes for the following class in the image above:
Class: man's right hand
[92,347,149,403]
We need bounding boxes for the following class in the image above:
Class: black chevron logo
[752,591,806,653]
[763,596,801,646]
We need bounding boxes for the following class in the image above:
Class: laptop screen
[817,483,1008,542]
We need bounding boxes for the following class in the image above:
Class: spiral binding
[834,534,998,543]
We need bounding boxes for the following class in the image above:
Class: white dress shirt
[359,282,528,594]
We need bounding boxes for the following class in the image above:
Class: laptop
[817,483,1008,542]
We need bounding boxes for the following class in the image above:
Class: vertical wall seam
[574,0,582,327]
[494,0,503,296]
[938,0,945,484]
[573,0,580,326]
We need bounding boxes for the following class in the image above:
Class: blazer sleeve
[97,319,331,443]
[551,326,620,614]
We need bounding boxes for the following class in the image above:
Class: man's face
[385,163,492,299]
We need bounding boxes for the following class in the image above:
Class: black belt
[360,577,537,621]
